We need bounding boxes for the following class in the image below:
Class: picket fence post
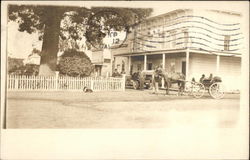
[14,75,18,90]
[90,77,94,90]
[55,71,59,90]
[122,74,126,91]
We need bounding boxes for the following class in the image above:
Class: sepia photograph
[1,1,249,159]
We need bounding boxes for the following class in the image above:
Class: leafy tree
[8,5,152,76]
[8,5,91,76]
[58,49,94,77]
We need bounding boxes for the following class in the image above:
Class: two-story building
[112,9,243,91]
[91,48,113,76]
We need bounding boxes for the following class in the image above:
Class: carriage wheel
[192,82,205,98]
[209,82,224,99]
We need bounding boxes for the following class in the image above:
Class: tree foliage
[8,5,152,75]
[86,7,152,49]
[8,5,91,38]
[58,49,94,77]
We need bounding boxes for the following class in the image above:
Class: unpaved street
[6,89,240,128]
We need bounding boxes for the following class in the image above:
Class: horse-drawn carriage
[126,68,225,99]
[153,68,225,99]
[187,76,225,99]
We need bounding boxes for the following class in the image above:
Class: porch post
[128,56,131,75]
[162,53,165,69]
[185,49,190,80]
[144,54,147,71]
[216,55,220,75]
[111,55,114,75]
[161,53,165,88]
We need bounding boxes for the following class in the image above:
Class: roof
[141,8,241,24]
[145,9,191,22]
[208,9,242,16]
[114,48,241,57]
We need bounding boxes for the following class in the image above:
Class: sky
[7,21,42,58]
[5,1,249,59]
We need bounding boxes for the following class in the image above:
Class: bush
[8,57,24,74]
[58,49,94,77]
[9,64,39,76]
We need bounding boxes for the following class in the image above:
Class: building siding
[189,54,217,81]
[219,56,241,91]
[189,54,241,91]
[131,9,242,54]
[111,9,242,91]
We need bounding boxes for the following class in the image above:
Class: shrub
[58,49,94,77]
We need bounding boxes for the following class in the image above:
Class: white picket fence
[8,75,125,91]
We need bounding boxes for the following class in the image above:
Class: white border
[1,1,249,159]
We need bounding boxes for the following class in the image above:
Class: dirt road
[6,89,240,128]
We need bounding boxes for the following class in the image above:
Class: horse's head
[156,68,165,75]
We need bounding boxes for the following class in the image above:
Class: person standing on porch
[112,69,120,77]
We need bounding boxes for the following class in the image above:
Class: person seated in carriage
[199,73,222,84]
[207,73,213,82]
[199,74,205,83]
[192,77,196,83]
[199,73,213,83]
[208,74,222,83]
[206,73,222,83]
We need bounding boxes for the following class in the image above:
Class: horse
[154,69,186,95]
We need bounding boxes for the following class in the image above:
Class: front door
[95,65,102,76]
[147,63,153,70]
[182,61,186,76]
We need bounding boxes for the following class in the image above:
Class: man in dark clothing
[199,74,205,83]
[153,71,161,94]
[207,73,213,82]
[138,70,145,90]
[112,69,121,77]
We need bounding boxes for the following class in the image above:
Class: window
[183,29,189,48]
[224,35,230,51]
[147,63,153,70]
[104,59,111,63]
[170,30,177,48]
[164,32,170,49]
[161,32,165,49]
[122,60,125,72]
[137,64,142,71]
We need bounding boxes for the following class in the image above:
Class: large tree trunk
[39,7,63,76]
